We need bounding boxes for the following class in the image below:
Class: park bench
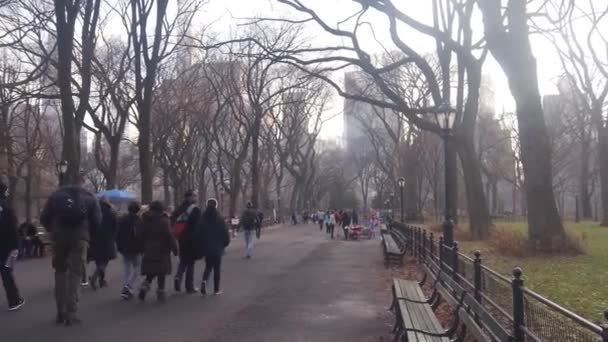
[381,232,406,268]
[391,262,512,342]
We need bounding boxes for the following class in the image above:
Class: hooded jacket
[199,208,230,257]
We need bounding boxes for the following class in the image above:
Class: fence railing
[391,222,608,342]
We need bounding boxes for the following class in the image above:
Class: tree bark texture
[479,0,565,250]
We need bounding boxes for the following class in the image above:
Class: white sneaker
[214,291,223,296]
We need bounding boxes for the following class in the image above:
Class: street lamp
[398,177,405,222]
[56,160,68,186]
[433,102,457,247]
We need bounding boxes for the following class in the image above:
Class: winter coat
[178,206,204,262]
[91,201,118,263]
[0,196,19,263]
[140,212,178,275]
[240,208,258,231]
[40,186,102,243]
[342,212,352,227]
[116,213,142,256]
[199,209,230,258]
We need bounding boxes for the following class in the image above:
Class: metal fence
[391,223,608,342]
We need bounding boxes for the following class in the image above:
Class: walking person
[240,202,258,259]
[41,174,102,325]
[199,199,230,296]
[324,210,331,234]
[341,210,351,240]
[139,201,178,302]
[0,180,25,311]
[116,201,143,300]
[329,210,337,239]
[89,197,118,291]
[256,210,264,239]
[171,190,201,293]
[318,210,324,231]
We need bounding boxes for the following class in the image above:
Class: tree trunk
[106,139,120,189]
[25,162,33,222]
[597,125,608,226]
[250,114,261,208]
[479,0,565,251]
[54,0,80,185]
[579,133,592,220]
[446,141,458,223]
[162,169,171,207]
[457,134,492,239]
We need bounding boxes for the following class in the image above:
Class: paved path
[0,224,389,342]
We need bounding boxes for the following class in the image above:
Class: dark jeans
[1,266,21,306]
[203,255,222,293]
[145,275,166,291]
[176,260,195,290]
[91,261,109,283]
[319,221,323,231]
[329,224,335,239]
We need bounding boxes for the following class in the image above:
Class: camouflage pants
[52,239,88,317]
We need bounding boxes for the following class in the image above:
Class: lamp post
[56,160,68,186]
[398,177,405,222]
[431,102,457,247]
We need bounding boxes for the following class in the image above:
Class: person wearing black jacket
[172,190,202,293]
[0,181,25,311]
[199,199,230,296]
[89,197,118,291]
[116,201,142,300]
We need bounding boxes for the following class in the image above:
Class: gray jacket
[40,186,102,242]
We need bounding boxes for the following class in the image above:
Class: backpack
[54,188,87,227]
[241,210,257,230]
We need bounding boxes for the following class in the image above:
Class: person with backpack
[198,199,230,296]
[89,197,118,291]
[116,201,143,300]
[171,190,201,293]
[138,201,178,302]
[0,180,25,311]
[240,202,258,259]
[40,174,102,326]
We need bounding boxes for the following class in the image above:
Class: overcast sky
[201,0,566,138]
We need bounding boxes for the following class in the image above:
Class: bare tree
[543,1,608,224]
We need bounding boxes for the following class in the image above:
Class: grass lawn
[455,221,608,323]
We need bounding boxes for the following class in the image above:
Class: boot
[156,290,166,302]
[200,281,207,296]
[174,277,181,292]
[89,274,98,291]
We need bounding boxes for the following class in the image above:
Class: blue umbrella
[97,189,137,202]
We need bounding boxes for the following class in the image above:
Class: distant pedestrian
[89,197,118,291]
[291,212,297,225]
[329,210,337,239]
[341,210,351,240]
[116,201,143,300]
[0,180,25,311]
[171,190,201,293]
[41,174,102,325]
[138,201,178,302]
[352,209,359,225]
[256,211,264,239]
[198,199,230,296]
[240,202,258,259]
[324,211,331,233]
[318,210,324,231]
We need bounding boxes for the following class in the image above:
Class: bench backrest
[422,261,513,342]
